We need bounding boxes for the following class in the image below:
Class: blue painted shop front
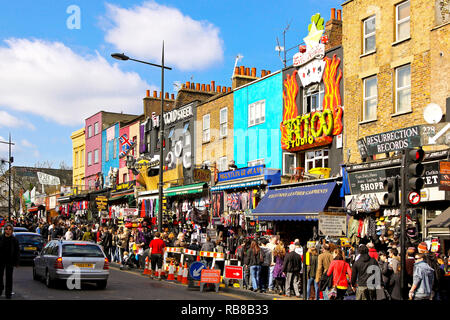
[233,71,283,171]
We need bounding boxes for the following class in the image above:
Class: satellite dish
[423,103,443,124]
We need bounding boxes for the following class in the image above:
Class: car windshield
[15,234,44,245]
[62,244,104,257]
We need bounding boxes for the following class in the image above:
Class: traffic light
[405,147,425,194]
[383,177,399,206]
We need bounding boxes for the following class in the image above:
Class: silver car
[33,240,109,289]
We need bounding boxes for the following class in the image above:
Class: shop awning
[211,179,263,192]
[164,183,207,197]
[109,191,135,201]
[426,207,450,228]
[252,182,338,221]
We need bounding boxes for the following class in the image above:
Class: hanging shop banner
[348,161,440,194]
[193,168,211,183]
[96,196,108,211]
[119,133,136,158]
[364,125,421,156]
[357,138,369,160]
[37,172,61,186]
[318,212,347,237]
[439,161,450,191]
[115,180,136,192]
[218,165,264,183]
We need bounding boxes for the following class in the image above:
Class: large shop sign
[348,161,440,194]
[364,126,421,156]
[281,13,343,152]
[218,165,264,183]
[193,168,211,183]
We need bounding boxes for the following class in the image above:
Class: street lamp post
[112,42,172,233]
[0,133,15,221]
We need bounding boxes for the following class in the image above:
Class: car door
[36,242,51,276]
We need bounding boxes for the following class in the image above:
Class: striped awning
[164,183,207,197]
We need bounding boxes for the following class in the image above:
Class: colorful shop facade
[250,14,347,245]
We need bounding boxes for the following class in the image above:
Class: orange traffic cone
[197,255,201,261]
[167,261,175,281]
[143,257,150,275]
[181,263,189,285]
[177,263,183,282]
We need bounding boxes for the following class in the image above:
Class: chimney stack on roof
[324,7,343,50]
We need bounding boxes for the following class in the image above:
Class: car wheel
[45,270,54,288]
[96,280,107,290]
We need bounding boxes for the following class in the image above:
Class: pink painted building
[84,111,138,190]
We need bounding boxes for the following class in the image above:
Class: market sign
[218,165,264,182]
[37,172,61,186]
[96,196,108,211]
[348,162,440,194]
[356,138,369,160]
[439,161,450,191]
[364,126,421,156]
[193,168,211,183]
[318,212,347,237]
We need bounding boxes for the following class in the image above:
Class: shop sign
[364,126,421,156]
[163,104,193,125]
[122,208,138,216]
[293,13,326,67]
[193,168,211,183]
[37,172,60,186]
[439,161,450,191]
[49,196,56,209]
[119,133,136,158]
[281,56,343,152]
[218,165,264,182]
[348,162,440,194]
[318,212,347,237]
[115,180,136,192]
[357,138,369,160]
[96,196,108,211]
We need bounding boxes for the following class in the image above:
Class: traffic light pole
[400,150,407,300]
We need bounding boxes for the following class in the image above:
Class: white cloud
[20,139,35,148]
[103,1,224,71]
[0,38,155,126]
[0,110,35,130]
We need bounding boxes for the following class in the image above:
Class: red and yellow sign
[281,54,343,151]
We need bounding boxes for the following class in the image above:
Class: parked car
[33,240,109,289]
[15,232,45,264]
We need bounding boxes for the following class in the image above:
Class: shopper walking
[327,248,352,300]
[316,243,333,300]
[409,253,435,300]
[149,232,166,279]
[266,235,278,293]
[247,240,263,292]
[283,244,302,298]
[0,224,20,299]
[259,238,272,293]
[351,244,379,300]
[272,242,286,295]
[306,247,319,300]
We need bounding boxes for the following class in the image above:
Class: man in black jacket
[282,244,302,298]
[0,224,20,299]
[351,244,380,300]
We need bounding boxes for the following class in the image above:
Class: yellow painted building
[71,128,85,193]
[342,0,449,164]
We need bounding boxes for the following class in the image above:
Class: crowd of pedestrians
[5,215,450,301]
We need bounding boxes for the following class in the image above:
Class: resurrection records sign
[364,125,421,156]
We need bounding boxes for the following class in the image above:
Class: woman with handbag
[327,248,352,300]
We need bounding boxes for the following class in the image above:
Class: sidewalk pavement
[110,262,306,301]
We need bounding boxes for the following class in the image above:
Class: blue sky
[0,0,341,168]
